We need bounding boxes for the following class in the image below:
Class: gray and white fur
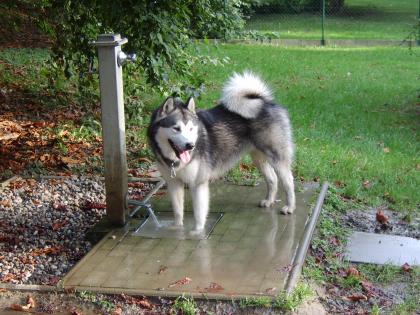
[148,71,295,233]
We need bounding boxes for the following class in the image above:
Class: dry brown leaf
[52,220,67,231]
[0,200,12,208]
[0,288,7,293]
[265,287,277,294]
[346,266,360,278]
[345,293,367,302]
[27,295,35,309]
[202,282,224,293]
[376,210,389,225]
[168,277,192,288]
[112,307,123,315]
[158,265,168,275]
[383,147,390,153]
[402,262,412,272]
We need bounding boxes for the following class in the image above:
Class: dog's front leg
[167,179,184,227]
[190,182,209,232]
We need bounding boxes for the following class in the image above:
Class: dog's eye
[173,126,181,132]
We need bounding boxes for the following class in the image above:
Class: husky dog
[148,72,295,233]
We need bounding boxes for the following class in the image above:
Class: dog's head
[150,97,199,164]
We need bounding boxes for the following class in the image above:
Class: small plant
[239,296,272,308]
[172,295,198,315]
[274,283,313,311]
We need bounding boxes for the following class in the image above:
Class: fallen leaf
[168,277,192,288]
[128,182,145,189]
[71,310,84,315]
[329,236,340,246]
[202,282,224,293]
[0,200,12,208]
[346,266,360,278]
[83,202,106,210]
[345,293,367,302]
[332,160,337,165]
[376,210,389,225]
[52,220,67,231]
[158,265,168,274]
[112,307,123,315]
[383,147,390,153]
[27,295,35,309]
[10,304,27,311]
[61,156,84,166]
[265,287,277,294]
[0,288,7,293]
[401,262,412,272]
[362,180,371,189]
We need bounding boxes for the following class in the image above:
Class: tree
[40,0,246,96]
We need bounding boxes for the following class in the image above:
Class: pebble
[0,176,148,285]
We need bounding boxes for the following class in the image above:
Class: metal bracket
[117,51,137,66]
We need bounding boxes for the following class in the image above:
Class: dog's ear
[185,97,196,113]
[159,97,175,117]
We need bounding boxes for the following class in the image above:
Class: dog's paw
[168,222,183,230]
[280,205,295,214]
[259,199,274,208]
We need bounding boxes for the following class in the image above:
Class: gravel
[0,176,147,285]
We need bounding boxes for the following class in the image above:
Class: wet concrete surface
[345,231,420,266]
[63,181,317,298]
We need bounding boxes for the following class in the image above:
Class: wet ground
[343,207,420,239]
[63,182,317,298]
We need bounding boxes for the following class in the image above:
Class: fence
[245,0,420,45]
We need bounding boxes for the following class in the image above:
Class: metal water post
[321,0,326,46]
[91,34,133,226]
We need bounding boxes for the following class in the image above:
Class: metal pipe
[321,0,326,46]
[285,182,329,294]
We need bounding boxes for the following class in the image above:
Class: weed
[77,291,115,313]
[371,304,381,315]
[273,283,313,311]
[359,264,402,284]
[172,295,198,315]
[239,296,272,308]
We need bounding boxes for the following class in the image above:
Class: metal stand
[92,33,162,228]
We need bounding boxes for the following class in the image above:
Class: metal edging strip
[284,182,329,294]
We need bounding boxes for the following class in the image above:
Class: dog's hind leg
[167,179,185,226]
[251,150,278,208]
[190,182,209,232]
[270,160,295,214]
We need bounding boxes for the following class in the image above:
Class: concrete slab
[345,231,420,266]
[63,181,318,298]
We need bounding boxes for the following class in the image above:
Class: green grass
[246,0,418,40]
[197,44,420,213]
[172,295,198,315]
[1,45,419,213]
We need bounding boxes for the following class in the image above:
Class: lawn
[1,44,419,214]
[246,0,418,40]
[196,44,419,214]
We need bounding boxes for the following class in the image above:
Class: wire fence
[245,0,419,45]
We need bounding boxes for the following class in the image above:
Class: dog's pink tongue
[179,150,191,164]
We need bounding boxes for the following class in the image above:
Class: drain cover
[132,212,223,240]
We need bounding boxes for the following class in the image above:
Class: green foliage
[172,295,198,315]
[239,296,272,308]
[35,0,245,103]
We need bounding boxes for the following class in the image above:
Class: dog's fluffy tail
[220,71,273,119]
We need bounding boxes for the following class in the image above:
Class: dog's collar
[160,156,180,177]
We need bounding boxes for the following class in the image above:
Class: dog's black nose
[185,142,195,150]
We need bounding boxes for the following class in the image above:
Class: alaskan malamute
[148,72,295,233]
